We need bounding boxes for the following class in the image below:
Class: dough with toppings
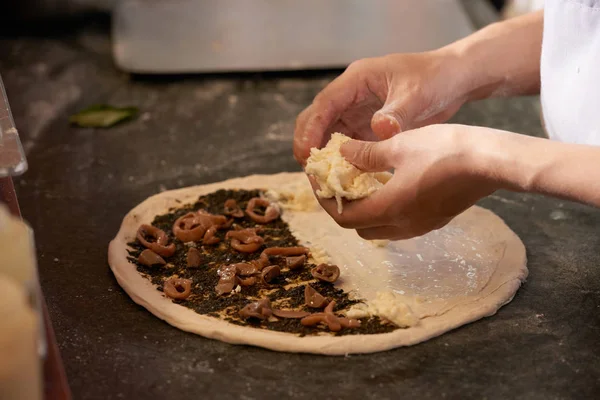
[108,172,527,355]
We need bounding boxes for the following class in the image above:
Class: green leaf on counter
[69,105,139,128]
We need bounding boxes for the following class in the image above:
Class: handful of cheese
[305,133,392,213]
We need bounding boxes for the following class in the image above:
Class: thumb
[340,139,395,172]
[370,98,416,140]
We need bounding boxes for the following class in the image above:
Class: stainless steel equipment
[113,0,475,73]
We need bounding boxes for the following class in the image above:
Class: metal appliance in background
[112,0,475,74]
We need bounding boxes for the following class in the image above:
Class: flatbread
[108,172,527,355]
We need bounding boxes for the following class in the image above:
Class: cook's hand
[293,50,472,165]
[310,124,505,240]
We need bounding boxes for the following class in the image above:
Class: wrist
[429,45,478,105]
[461,126,600,208]
[440,25,507,103]
[464,126,544,192]
[440,10,543,102]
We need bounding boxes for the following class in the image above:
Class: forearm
[439,10,543,101]
[473,128,600,207]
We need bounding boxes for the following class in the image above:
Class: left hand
[309,124,507,240]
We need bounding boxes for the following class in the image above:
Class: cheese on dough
[370,240,390,248]
[305,133,392,213]
[347,291,419,328]
[368,292,419,328]
[265,186,318,212]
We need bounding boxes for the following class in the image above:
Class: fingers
[356,215,454,241]
[412,101,464,129]
[355,225,411,241]
[308,175,397,230]
[340,139,396,172]
[293,106,314,165]
[371,111,402,140]
[309,172,450,239]
[293,74,359,165]
[370,94,421,140]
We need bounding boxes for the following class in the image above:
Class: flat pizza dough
[108,172,527,355]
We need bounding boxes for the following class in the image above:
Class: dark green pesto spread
[127,189,396,336]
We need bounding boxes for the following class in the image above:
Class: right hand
[307,124,509,240]
[293,49,473,165]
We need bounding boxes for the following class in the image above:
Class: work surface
[2,13,600,400]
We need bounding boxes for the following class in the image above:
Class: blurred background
[0,0,546,77]
[2,0,545,24]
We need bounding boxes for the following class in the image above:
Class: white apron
[541,0,600,145]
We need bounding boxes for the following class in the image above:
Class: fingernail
[378,112,400,129]
[372,112,401,139]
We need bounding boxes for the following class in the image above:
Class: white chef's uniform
[541,0,600,144]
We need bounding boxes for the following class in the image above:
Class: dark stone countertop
[1,10,599,400]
